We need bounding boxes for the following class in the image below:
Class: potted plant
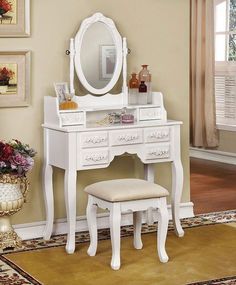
[0,0,12,17]
[0,139,36,249]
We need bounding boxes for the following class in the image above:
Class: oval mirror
[74,13,123,95]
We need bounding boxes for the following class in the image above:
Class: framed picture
[100,45,116,79]
[0,50,30,107]
[0,0,30,37]
[54,82,69,104]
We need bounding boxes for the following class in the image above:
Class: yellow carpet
[5,223,236,285]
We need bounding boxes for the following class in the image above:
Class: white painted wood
[13,202,194,241]
[133,211,143,250]
[110,203,121,270]
[139,107,162,121]
[122,37,128,105]
[190,147,236,165]
[86,191,169,270]
[171,125,184,237]
[74,13,123,95]
[144,164,155,225]
[42,129,54,240]
[69,38,75,95]
[86,196,98,256]
[157,198,169,263]
[144,127,170,143]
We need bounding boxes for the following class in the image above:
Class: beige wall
[218,130,236,153]
[0,0,190,225]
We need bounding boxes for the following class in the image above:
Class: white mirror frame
[71,13,124,96]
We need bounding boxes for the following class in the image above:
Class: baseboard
[13,202,194,240]
[190,147,236,165]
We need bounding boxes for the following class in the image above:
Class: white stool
[84,178,169,270]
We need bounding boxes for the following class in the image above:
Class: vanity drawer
[81,148,109,166]
[60,112,84,126]
[110,129,143,146]
[139,107,161,121]
[144,144,170,160]
[80,132,108,148]
[144,127,170,143]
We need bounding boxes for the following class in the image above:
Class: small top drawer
[139,107,161,121]
[110,129,143,146]
[144,127,170,143]
[60,112,84,126]
[80,131,108,148]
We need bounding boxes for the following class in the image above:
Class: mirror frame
[74,13,123,95]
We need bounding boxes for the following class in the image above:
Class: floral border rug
[0,209,236,285]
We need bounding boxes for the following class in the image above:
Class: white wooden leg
[144,164,155,225]
[157,198,169,263]
[64,169,77,254]
[133,211,143,250]
[42,163,54,240]
[86,195,98,256]
[109,203,121,270]
[171,159,184,237]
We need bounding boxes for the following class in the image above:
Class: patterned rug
[0,210,236,285]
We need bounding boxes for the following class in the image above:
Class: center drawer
[110,129,143,146]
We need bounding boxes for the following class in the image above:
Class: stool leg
[133,211,143,250]
[157,197,169,263]
[86,195,98,257]
[109,203,121,270]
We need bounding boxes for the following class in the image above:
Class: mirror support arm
[122,37,128,105]
[69,38,75,95]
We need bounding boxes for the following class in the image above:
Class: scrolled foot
[111,260,120,270]
[87,245,96,256]
[66,241,75,254]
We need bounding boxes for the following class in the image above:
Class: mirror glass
[80,22,117,89]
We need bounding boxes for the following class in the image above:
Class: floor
[190,158,236,214]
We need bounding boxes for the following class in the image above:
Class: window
[215,0,236,130]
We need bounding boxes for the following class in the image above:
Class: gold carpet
[4,223,236,285]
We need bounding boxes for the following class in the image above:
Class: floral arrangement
[0,67,15,82]
[0,0,12,15]
[0,140,36,177]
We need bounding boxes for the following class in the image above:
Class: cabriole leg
[87,195,98,256]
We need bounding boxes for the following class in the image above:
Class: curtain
[190,0,219,148]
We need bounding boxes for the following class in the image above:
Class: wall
[218,130,236,153]
[0,0,190,225]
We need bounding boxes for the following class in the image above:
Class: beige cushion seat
[84,178,169,202]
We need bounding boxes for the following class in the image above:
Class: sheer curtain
[190,0,219,148]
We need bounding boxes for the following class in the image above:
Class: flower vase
[0,174,29,249]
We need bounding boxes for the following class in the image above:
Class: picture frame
[54,82,69,104]
[0,50,30,108]
[0,0,30,37]
[100,45,116,79]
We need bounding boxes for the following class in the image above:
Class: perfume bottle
[138,81,147,105]
[138,64,152,104]
[128,73,139,105]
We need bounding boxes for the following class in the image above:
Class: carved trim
[0,230,22,250]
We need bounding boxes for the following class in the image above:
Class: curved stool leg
[133,211,143,250]
[157,197,169,263]
[87,195,98,256]
[110,203,121,270]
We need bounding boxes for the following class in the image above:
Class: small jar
[128,73,139,105]
[121,113,134,124]
[139,65,152,104]
[138,81,147,105]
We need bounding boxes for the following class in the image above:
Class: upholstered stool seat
[85,178,169,270]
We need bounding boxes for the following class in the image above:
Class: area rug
[0,210,236,285]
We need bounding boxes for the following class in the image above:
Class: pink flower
[10,153,33,175]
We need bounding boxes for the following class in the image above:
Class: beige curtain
[190,0,219,148]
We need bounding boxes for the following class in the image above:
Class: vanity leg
[42,163,54,240]
[64,169,77,254]
[171,159,184,237]
[144,164,155,225]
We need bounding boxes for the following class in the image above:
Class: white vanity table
[42,13,184,254]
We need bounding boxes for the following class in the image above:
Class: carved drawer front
[145,144,170,160]
[139,107,161,121]
[60,112,84,126]
[144,127,170,143]
[110,129,143,146]
[80,132,108,148]
[81,149,109,166]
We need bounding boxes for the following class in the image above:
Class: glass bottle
[128,73,139,105]
[138,64,152,104]
[138,81,147,105]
